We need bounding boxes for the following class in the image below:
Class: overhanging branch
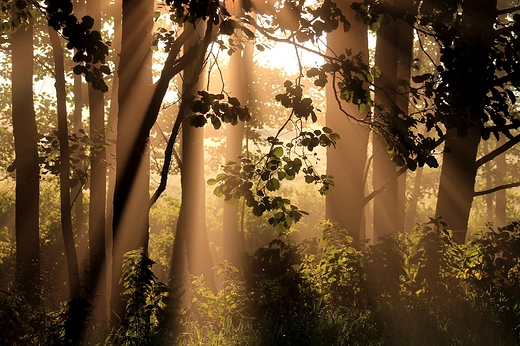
[475,134,520,168]
[363,165,408,206]
[497,5,520,15]
[474,182,520,196]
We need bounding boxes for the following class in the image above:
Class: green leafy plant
[120,248,169,345]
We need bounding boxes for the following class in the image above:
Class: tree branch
[363,165,408,206]
[361,133,446,206]
[475,134,520,168]
[497,5,520,15]
[474,182,520,196]
[149,21,217,206]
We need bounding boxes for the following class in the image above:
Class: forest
[1,0,520,344]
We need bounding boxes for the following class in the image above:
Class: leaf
[220,19,235,35]
[252,204,265,216]
[266,178,280,191]
[99,65,111,74]
[190,115,207,128]
[272,146,284,158]
[82,15,95,30]
[73,65,84,75]
[425,156,438,168]
[329,133,340,141]
[210,115,221,130]
[369,21,380,31]
[213,185,223,197]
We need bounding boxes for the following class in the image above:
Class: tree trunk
[49,28,81,300]
[111,0,153,323]
[483,141,494,222]
[105,0,121,323]
[434,0,496,243]
[72,0,88,271]
[12,16,41,308]
[495,144,507,226]
[87,0,107,324]
[373,13,400,240]
[405,167,423,231]
[396,12,414,232]
[435,128,480,243]
[222,0,247,267]
[325,0,369,247]
[171,21,215,286]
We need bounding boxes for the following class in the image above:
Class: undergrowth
[2,219,520,345]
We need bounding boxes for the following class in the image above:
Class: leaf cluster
[189,91,250,129]
[41,0,111,92]
[34,129,107,188]
[0,0,33,33]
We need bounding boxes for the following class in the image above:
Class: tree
[11,13,40,308]
[222,0,249,267]
[169,21,216,287]
[325,0,369,247]
[434,0,499,243]
[86,0,107,324]
[372,11,400,241]
[71,0,88,270]
[49,26,81,300]
[111,0,154,322]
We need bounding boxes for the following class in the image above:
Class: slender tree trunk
[405,167,423,230]
[12,16,40,308]
[495,145,507,226]
[171,22,214,286]
[105,0,121,322]
[111,0,153,323]
[483,141,494,222]
[87,0,107,323]
[49,28,81,299]
[373,14,400,240]
[396,12,414,232]
[325,0,369,247]
[222,0,246,267]
[72,0,88,271]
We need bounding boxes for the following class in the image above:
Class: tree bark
[105,0,121,324]
[405,167,423,231]
[495,143,507,226]
[396,11,414,232]
[325,0,369,247]
[49,28,80,299]
[111,0,153,323]
[87,0,107,324]
[373,12,400,240]
[222,0,247,267]
[435,128,480,243]
[434,0,496,243]
[170,22,215,287]
[72,0,88,272]
[483,141,494,222]
[12,16,41,308]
